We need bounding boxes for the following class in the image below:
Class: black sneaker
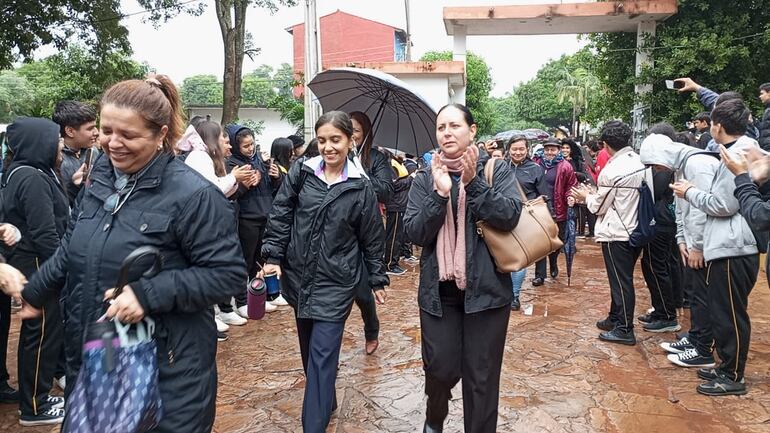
[511,297,520,311]
[642,319,681,333]
[217,331,229,342]
[532,277,545,287]
[667,348,716,368]
[386,265,407,276]
[0,381,18,404]
[637,313,654,324]
[660,336,694,354]
[596,317,616,332]
[697,368,718,381]
[697,373,747,396]
[599,328,636,346]
[19,406,65,426]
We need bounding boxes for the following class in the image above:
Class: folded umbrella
[65,246,164,433]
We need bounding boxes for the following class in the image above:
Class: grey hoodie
[684,135,759,261]
[639,134,718,251]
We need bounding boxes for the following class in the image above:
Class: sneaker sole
[667,354,716,368]
[386,272,406,276]
[643,324,682,333]
[19,418,64,426]
[221,320,247,326]
[660,342,692,354]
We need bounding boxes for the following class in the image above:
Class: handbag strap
[484,159,527,201]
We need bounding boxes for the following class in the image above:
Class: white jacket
[185,150,238,197]
[586,147,651,243]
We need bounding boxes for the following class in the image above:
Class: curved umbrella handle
[112,246,164,299]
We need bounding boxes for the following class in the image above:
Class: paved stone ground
[2,239,769,432]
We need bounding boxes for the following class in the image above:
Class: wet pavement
[2,238,770,432]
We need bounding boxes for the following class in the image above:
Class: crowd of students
[0,72,767,433]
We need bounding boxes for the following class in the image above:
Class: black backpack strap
[681,151,720,175]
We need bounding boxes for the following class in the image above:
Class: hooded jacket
[22,151,246,433]
[639,134,719,251]
[261,156,389,321]
[508,157,546,201]
[225,124,274,221]
[1,117,69,262]
[585,147,651,243]
[404,159,522,317]
[531,156,577,222]
[683,135,759,261]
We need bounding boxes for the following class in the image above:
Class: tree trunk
[216,0,247,125]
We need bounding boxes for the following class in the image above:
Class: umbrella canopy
[308,68,439,156]
[564,207,578,286]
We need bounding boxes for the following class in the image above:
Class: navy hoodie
[225,124,274,222]
[1,117,69,261]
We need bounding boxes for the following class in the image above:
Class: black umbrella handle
[112,246,163,300]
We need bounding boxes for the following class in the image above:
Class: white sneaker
[265,301,278,313]
[219,311,247,326]
[215,316,230,332]
[270,294,289,306]
[236,305,249,319]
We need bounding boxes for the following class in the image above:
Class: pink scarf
[435,154,467,290]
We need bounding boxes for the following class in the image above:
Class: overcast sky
[118,0,586,97]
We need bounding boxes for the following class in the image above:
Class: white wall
[390,75,450,112]
[187,107,298,154]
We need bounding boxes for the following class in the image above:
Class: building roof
[443,0,677,35]
[286,9,406,35]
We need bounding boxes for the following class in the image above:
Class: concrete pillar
[452,25,467,104]
[303,0,322,143]
[632,20,656,148]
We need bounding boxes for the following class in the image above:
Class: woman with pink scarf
[404,104,522,433]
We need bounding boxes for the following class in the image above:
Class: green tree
[10,45,148,118]
[420,51,494,135]
[0,71,35,123]
[180,75,223,107]
[138,1,297,124]
[555,66,599,133]
[0,0,147,69]
[586,0,770,128]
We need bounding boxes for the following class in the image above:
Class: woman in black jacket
[261,111,388,433]
[349,111,394,355]
[14,75,246,433]
[404,104,521,433]
[0,117,69,426]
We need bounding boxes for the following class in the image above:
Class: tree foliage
[586,0,770,128]
[0,45,148,120]
[0,0,135,70]
[420,51,494,135]
[180,63,303,131]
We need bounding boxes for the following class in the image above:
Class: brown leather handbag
[476,159,564,272]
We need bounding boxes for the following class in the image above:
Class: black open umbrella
[308,68,439,156]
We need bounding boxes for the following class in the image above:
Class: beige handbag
[476,159,564,272]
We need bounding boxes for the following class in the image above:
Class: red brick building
[286,10,407,78]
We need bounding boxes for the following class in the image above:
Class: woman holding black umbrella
[405,103,521,433]
[348,111,394,355]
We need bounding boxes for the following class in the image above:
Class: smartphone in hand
[665,80,684,90]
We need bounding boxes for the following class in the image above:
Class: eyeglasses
[103,175,136,215]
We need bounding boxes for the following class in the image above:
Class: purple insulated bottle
[247,277,267,320]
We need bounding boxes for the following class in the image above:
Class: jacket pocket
[137,212,172,234]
